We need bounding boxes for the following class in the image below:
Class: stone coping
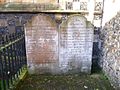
[0,3,102,14]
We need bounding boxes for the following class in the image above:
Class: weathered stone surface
[25,14,59,74]
[0,19,7,26]
[59,15,94,73]
[25,14,94,74]
[100,11,120,89]
[0,14,34,35]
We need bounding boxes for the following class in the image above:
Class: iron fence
[0,31,27,90]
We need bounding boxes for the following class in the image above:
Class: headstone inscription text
[59,15,93,72]
[25,15,58,64]
[25,14,93,74]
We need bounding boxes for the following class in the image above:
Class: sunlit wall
[102,0,120,26]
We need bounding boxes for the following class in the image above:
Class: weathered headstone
[25,14,59,74]
[25,14,93,74]
[59,15,93,73]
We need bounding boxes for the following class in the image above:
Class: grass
[9,68,28,90]
[0,67,27,90]
[17,72,115,90]
[0,57,115,90]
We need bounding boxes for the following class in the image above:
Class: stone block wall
[101,12,120,89]
[0,14,34,36]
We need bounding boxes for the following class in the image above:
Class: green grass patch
[0,67,28,90]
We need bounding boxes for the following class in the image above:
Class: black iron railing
[0,31,27,90]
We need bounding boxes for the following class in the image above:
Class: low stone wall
[101,12,120,89]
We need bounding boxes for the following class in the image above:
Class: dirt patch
[18,73,115,90]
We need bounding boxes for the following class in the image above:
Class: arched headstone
[59,15,94,73]
[25,14,58,74]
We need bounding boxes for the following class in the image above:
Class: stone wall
[0,14,34,36]
[101,12,120,89]
[25,14,94,74]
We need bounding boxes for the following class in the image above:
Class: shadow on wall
[91,27,101,73]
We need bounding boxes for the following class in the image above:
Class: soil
[18,73,115,90]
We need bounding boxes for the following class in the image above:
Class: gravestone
[59,15,93,73]
[25,14,93,74]
[25,14,59,74]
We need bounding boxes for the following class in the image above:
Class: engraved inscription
[59,15,93,72]
[25,15,58,64]
[25,14,93,74]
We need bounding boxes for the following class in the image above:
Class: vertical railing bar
[16,33,20,75]
[12,34,18,79]
[0,50,5,90]
[20,33,23,71]
[6,35,13,87]
[21,34,25,70]
[9,34,14,85]
[14,34,19,78]
[23,32,27,67]
[19,33,22,74]
[6,46,13,85]
[1,37,6,90]
[3,48,9,90]
[11,34,16,81]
